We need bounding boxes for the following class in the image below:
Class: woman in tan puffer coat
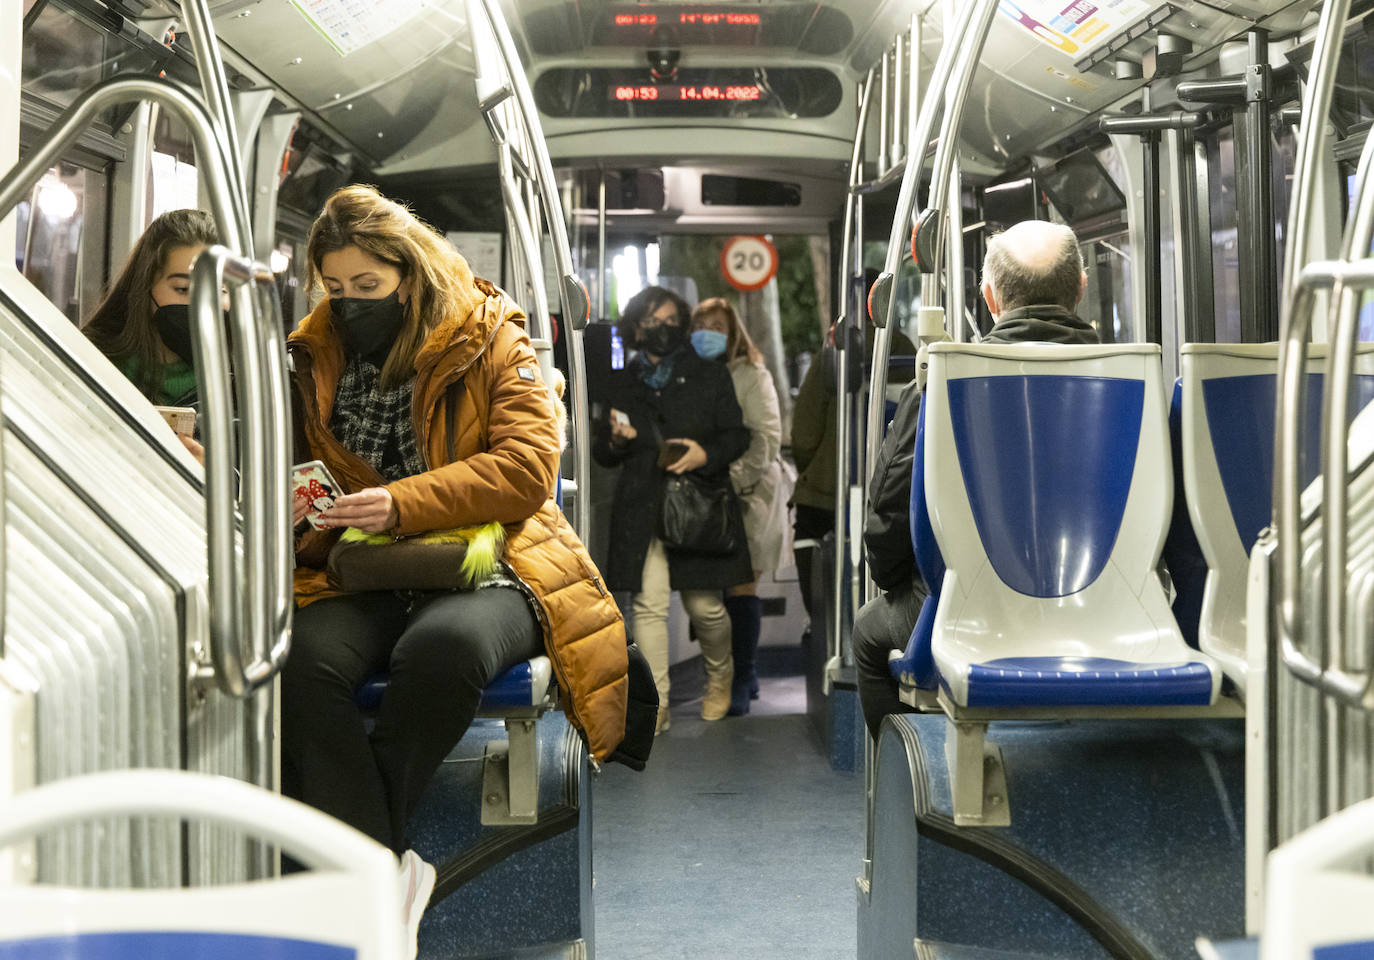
[283,186,627,939]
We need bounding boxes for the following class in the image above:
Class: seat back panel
[947,374,1143,598]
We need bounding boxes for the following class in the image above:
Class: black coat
[593,348,753,592]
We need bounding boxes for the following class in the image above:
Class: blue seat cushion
[947,375,1143,598]
[957,657,1214,708]
[1201,372,1374,554]
[356,659,545,714]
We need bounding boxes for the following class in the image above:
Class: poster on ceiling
[996,0,1151,58]
[288,0,432,56]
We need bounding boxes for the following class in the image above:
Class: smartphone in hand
[656,440,689,470]
[611,409,630,428]
[291,460,341,531]
[155,405,197,436]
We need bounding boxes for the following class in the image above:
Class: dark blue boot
[725,595,762,716]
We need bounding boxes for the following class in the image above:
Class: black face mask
[639,320,685,357]
[331,290,407,363]
[153,303,195,365]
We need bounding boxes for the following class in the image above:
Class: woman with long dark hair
[594,286,752,733]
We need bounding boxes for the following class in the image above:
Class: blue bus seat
[357,656,556,826]
[0,770,403,960]
[887,400,944,702]
[1162,378,1208,650]
[1177,343,1374,699]
[907,343,1229,825]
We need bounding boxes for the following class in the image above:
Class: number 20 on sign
[720,236,779,292]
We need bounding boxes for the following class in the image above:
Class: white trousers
[631,538,733,705]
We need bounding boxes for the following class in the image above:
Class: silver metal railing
[0,77,292,711]
[469,0,593,544]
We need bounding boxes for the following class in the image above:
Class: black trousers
[852,582,927,741]
[281,586,543,853]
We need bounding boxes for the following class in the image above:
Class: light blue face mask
[691,329,728,360]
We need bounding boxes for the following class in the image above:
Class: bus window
[150,111,199,220]
[15,163,106,325]
[1080,235,1133,345]
[22,3,167,128]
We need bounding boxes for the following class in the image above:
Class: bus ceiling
[114,0,1325,178]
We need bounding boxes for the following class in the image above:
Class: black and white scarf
[330,356,425,482]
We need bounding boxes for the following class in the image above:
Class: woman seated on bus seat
[689,298,794,716]
[82,208,218,462]
[284,185,628,944]
[593,285,752,733]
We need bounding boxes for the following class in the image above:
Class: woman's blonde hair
[307,184,478,389]
[691,297,763,365]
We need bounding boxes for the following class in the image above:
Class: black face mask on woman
[153,303,196,365]
[639,320,685,357]
[331,289,407,362]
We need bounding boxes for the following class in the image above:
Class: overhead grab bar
[0,76,292,705]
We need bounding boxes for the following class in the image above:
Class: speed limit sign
[721,236,779,291]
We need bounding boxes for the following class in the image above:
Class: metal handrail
[472,0,592,545]
[1276,258,1374,708]
[913,0,1001,279]
[868,0,985,330]
[188,249,282,700]
[475,0,589,332]
[178,0,253,246]
[1277,0,1354,312]
[0,77,291,704]
[827,69,877,682]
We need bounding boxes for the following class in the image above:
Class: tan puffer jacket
[288,271,628,762]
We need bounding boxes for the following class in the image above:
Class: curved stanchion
[187,249,293,702]
[0,76,291,704]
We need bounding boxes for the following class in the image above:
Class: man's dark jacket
[863,305,1101,592]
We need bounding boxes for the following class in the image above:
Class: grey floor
[591,672,863,960]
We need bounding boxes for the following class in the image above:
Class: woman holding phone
[593,285,752,732]
[83,207,219,461]
[285,185,627,956]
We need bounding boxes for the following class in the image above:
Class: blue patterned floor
[592,677,862,960]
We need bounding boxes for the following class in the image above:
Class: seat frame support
[936,690,1245,825]
[480,712,549,826]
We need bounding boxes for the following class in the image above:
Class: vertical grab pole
[826,71,875,690]
[476,0,592,544]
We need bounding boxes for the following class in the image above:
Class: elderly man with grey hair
[853,219,1100,740]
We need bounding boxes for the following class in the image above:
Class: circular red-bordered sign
[720,235,779,291]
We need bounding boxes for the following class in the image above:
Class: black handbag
[659,472,740,556]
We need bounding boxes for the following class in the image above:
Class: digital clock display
[610,84,765,102]
[612,12,762,26]
[602,6,768,45]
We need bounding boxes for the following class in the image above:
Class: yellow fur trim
[338,521,506,584]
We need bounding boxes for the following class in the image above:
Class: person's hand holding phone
[320,487,398,534]
[663,437,707,475]
[610,407,637,445]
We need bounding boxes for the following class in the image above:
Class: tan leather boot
[655,705,672,734]
[701,661,734,721]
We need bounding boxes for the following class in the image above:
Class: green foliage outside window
[657,233,823,362]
